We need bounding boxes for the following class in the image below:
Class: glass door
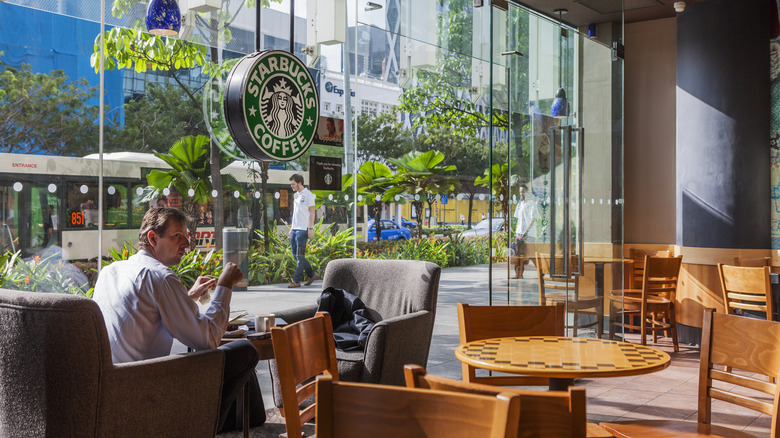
[498,5,624,339]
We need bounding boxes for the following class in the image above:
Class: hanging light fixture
[551,9,569,119]
[146,0,181,36]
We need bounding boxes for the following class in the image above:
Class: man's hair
[138,207,189,250]
[289,174,304,185]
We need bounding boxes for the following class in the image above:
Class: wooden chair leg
[670,308,679,352]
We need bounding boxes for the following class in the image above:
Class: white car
[458,218,506,238]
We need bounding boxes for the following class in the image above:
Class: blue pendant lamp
[551,87,569,118]
[146,0,181,36]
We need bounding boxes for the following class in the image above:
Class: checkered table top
[455,336,671,379]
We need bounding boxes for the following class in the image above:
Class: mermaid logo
[224,50,319,161]
[260,77,303,138]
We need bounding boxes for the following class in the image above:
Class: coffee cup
[254,314,275,333]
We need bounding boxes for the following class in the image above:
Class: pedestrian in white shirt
[512,184,539,278]
[287,173,319,288]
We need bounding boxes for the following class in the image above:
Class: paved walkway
[212,263,770,437]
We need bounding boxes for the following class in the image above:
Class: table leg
[549,378,574,391]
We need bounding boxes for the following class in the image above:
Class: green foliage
[356,161,396,240]
[0,61,101,156]
[246,220,354,285]
[387,150,459,234]
[109,82,206,153]
[105,241,138,263]
[92,27,211,75]
[475,160,516,220]
[355,111,413,166]
[174,248,223,290]
[0,252,92,296]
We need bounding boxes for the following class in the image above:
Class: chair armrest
[98,349,225,438]
[362,310,435,386]
[273,304,318,325]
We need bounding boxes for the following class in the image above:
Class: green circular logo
[236,50,318,161]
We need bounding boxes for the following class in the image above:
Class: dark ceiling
[510,0,706,27]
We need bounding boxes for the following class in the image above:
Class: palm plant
[475,161,517,222]
[142,135,243,249]
[387,150,459,237]
[356,162,395,241]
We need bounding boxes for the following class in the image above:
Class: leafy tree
[110,82,206,153]
[387,151,459,235]
[0,61,101,156]
[413,126,491,227]
[355,111,413,166]
[356,162,395,241]
[141,135,243,249]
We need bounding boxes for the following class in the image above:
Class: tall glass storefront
[0,0,624,337]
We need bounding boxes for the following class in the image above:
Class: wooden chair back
[698,309,780,428]
[600,308,780,437]
[404,364,586,438]
[629,248,672,289]
[718,263,773,319]
[641,255,682,301]
[457,302,564,386]
[271,312,339,438]
[315,374,521,438]
[734,256,772,267]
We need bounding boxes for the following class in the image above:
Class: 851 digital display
[69,210,85,227]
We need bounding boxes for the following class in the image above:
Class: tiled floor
[214,263,772,437]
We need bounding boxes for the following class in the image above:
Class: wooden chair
[405,364,614,438]
[608,255,682,352]
[536,253,604,338]
[600,308,780,437]
[271,312,339,438]
[457,302,564,387]
[315,374,521,438]
[734,256,772,267]
[719,263,773,319]
[627,249,672,289]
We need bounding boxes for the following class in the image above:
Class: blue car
[400,218,417,228]
[367,219,412,241]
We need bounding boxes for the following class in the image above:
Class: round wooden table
[455,336,671,391]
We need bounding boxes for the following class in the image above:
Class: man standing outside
[93,207,262,432]
[512,184,539,279]
[288,173,318,288]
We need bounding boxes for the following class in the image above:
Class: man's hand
[188,276,217,301]
[218,262,244,289]
[307,228,313,238]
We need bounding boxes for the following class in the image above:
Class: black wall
[676,0,771,249]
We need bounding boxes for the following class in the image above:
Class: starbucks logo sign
[224,50,319,161]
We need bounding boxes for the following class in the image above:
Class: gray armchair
[0,288,225,438]
[270,258,441,407]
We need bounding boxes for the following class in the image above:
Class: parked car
[367,219,413,241]
[400,217,417,228]
[458,218,506,239]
